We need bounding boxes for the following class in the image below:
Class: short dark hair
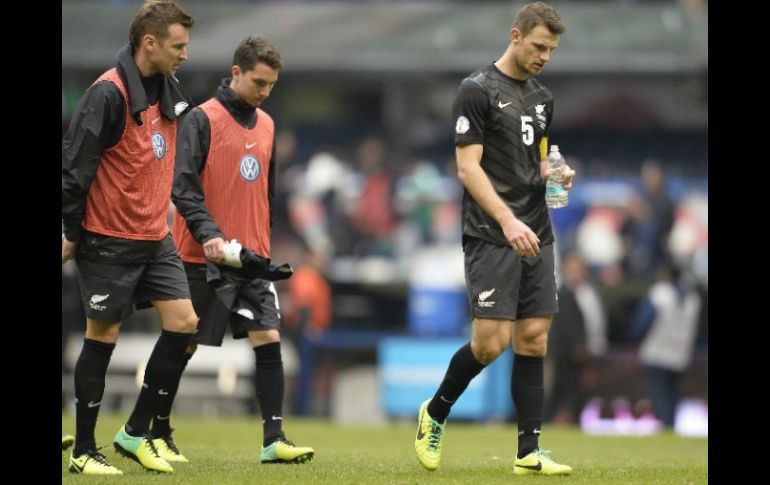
[513,2,565,36]
[129,1,194,49]
[233,35,283,72]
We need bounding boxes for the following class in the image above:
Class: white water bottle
[222,240,243,268]
[545,145,569,208]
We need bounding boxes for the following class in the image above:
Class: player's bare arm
[456,143,540,258]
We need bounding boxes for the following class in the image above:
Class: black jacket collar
[114,45,192,125]
[215,78,257,129]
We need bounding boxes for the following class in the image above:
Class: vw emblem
[240,155,261,182]
[151,132,167,160]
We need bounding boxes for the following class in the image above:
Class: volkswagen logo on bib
[240,155,261,182]
[151,132,167,160]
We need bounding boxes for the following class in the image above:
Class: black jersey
[453,63,555,247]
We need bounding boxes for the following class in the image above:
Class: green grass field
[62,413,707,484]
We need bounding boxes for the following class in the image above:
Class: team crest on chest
[240,155,262,182]
[151,131,167,159]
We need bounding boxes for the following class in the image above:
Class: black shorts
[464,236,558,320]
[185,264,281,347]
[75,233,191,323]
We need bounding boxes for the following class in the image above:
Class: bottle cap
[551,145,559,152]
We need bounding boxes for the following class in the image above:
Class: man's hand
[501,217,540,258]
[560,166,576,190]
[62,234,77,265]
[541,160,576,190]
[203,237,226,263]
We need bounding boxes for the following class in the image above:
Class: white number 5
[521,116,534,146]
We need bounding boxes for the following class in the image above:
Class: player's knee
[176,312,199,334]
[472,341,504,364]
[86,320,121,343]
[517,334,548,356]
[249,329,280,347]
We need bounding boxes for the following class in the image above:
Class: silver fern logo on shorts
[89,294,109,311]
[477,288,496,308]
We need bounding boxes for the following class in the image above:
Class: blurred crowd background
[63,0,707,433]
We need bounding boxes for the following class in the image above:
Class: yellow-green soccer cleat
[414,399,445,471]
[152,431,189,463]
[514,449,573,476]
[113,426,174,473]
[61,433,75,451]
[260,436,315,464]
[69,449,123,475]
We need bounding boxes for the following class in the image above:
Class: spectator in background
[545,252,588,424]
[171,35,314,465]
[290,149,352,259]
[273,130,302,225]
[61,1,197,475]
[566,251,608,359]
[545,251,606,423]
[640,159,675,272]
[351,135,399,256]
[286,248,332,335]
[621,193,659,280]
[394,159,443,245]
[630,262,701,427]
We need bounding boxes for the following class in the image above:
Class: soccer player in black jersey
[414,2,574,476]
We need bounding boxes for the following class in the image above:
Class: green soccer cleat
[260,435,315,464]
[514,449,573,476]
[414,399,445,471]
[69,449,123,475]
[152,430,189,463]
[62,433,75,451]
[113,426,174,473]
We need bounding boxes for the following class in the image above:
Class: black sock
[73,338,115,456]
[126,330,192,436]
[512,353,544,458]
[427,343,486,423]
[254,342,284,446]
[150,351,193,437]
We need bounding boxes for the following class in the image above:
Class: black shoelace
[428,424,443,451]
[276,433,295,446]
[83,446,110,464]
[143,434,162,457]
[161,434,180,454]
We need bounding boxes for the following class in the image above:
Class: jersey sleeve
[61,81,125,242]
[452,78,488,146]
